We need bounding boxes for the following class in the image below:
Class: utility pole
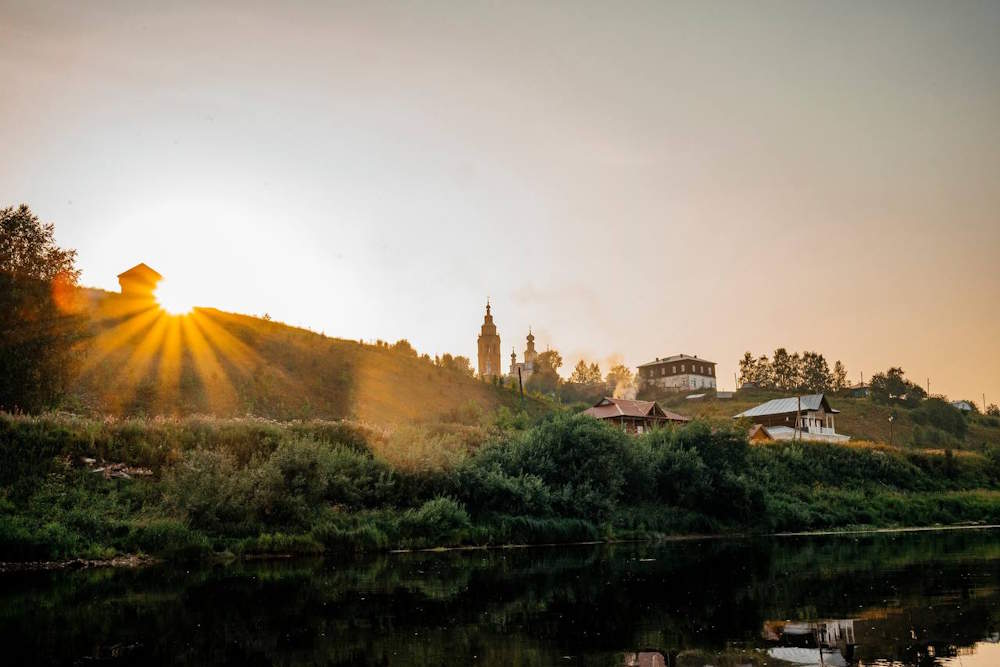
[518,367,524,403]
[888,414,895,447]
[796,394,802,441]
[927,378,930,395]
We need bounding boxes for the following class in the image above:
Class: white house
[734,393,849,443]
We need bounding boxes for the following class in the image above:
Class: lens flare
[155,280,196,315]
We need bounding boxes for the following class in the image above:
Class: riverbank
[4,411,1000,563]
[7,522,1000,572]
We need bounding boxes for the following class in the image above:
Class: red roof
[583,397,690,422]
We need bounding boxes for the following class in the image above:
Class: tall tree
[754,355,773,387]
[738,352,757,387]
[799,351,832,392]
[771,348,797,391]
[569,359,602,384]
[0,204,85,412]
[832,360,848,392]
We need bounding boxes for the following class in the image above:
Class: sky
[2,0,998,404]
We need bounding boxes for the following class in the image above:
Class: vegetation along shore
[4,409,1000,564]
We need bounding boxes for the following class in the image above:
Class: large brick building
[637,354,717,392]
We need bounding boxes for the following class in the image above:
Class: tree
[738,352,757,387]
[754,355,773,387]
[799,351,831,393]
[987,404,999,417]
[832,360,848,392]
[869,367,926,407]
[526,349,563,394]
[0,204,85,412]
[569,359,602,385]
[391,339,417,357]
[436,353,474,377]
[771,348,798,391]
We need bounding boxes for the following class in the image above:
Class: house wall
[640,373,717,391]
[751,408,833,429]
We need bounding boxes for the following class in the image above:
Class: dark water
[3,529,1000,666]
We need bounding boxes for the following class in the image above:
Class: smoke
[612,378,637,400]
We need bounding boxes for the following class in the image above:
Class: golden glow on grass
[155,280,196,315]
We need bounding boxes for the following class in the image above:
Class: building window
[681,364,685,372]
[672,365,676,373]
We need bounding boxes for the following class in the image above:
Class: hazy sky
[2,1,998,403]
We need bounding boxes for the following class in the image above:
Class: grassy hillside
[65,290,543,424]
[650,387,1000,451]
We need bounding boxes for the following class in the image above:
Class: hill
[650,387,1000,451]
[65,290,543,424]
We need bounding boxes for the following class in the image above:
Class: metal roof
[733,394,839,418]
[637,354,716,368]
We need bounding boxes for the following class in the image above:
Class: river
[2,528,999,665]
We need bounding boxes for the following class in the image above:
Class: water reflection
[1,529,999,665]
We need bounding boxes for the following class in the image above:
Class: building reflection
[763,618,857,666]
[623,652,666,667]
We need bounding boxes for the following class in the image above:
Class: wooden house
[583,397,690,434]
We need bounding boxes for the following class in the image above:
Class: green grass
[651,387,1000,451]
[3,410,1000,562]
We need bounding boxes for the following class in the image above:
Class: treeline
[4,411,1000,562]
[494,348,636,403]
[369,339,477,376]
[738,348,848,393]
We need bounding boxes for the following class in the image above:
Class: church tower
[524,328,537,366]
[477,299,501,380]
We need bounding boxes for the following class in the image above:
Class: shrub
[161,449,256,535]
[126,519,211,559]
[473,413,634,519]
[912,398,968,439]
[400,497,471,540]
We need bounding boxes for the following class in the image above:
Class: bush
[912,398,968,439]
[400,497,472,540]
[126,519,211,559]
[472,413,634,519]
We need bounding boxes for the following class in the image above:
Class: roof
[583,397,690,422]
[734,393,839,419]
[747,424,774,440]
[117,263,163,282]
[637,354,716,368]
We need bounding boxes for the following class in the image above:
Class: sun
[155,280,196,315]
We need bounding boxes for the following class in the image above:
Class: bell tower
[524,327,537,366]
[477,299,501,380]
